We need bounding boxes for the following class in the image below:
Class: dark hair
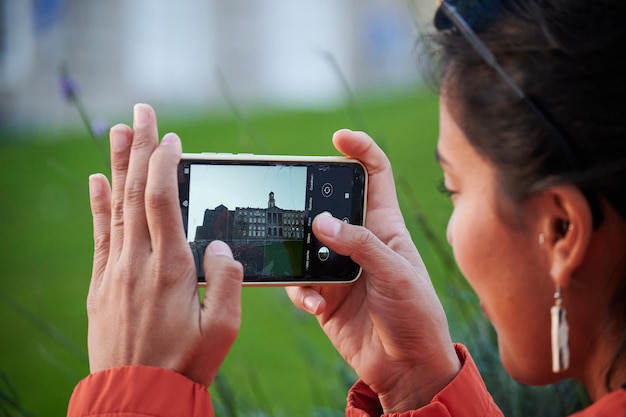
[432,0,626,389]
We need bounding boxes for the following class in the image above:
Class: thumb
[200,240,244,354]
[312,213,413,284]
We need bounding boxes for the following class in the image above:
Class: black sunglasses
[434,0,579,170]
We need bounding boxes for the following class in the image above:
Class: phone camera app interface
[304,165,364,280]
[180,160,365,283]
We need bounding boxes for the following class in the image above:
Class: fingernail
[133,103,152,127]
[304,295,321,314]
[207,240,233,258]
[316,212,341,238]
[110,125,130,152]
[89,174,103,196]
[161,132,179,146]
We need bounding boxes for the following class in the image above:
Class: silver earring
[550,285,570,373]
[538,233,545,246]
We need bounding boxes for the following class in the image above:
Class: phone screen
[178,157,366,284]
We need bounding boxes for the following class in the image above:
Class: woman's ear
[537,186,593,289]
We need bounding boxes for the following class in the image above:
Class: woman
[68,0,626,415]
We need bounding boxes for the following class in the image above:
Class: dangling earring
[551,285,570,373]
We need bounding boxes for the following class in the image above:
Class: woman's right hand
[287,129,461,413]
[87,104,243,388]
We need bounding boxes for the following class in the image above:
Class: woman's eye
[437,179,455,197]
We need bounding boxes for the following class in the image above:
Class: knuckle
[86,284,107,316]
[351,226,376,248]
[111,197,124,223]
[151,251,194,286]
[124,179,146,205]
[112,253,141,286]
[213,311,241,339]
[86,296,98,317]
[144,184,170,213]
[130,135,156,153]
[90,198,110,217]
[215,259,244,282]
[110,155,129,172]
[222,319,241,340]
[150,263,174,287]
[228,260,244,279]
[93,231,111,253]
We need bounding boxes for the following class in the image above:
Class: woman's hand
[286,129,460,413]
[86,104,243,387]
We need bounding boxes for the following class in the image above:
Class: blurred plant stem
[319,51,369,134]
[0,371,38,417]
[59,65,110,173]
[216,68,271,154]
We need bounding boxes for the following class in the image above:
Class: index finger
[332,129,403,217]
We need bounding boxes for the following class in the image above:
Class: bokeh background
[0,1,586,416]
[1,0,431,130]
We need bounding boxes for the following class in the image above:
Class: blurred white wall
[0,0,434,134]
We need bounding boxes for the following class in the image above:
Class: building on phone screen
[194,191,304,242]
[191,192,305,278]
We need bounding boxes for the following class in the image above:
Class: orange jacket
[67,366,214,416]
[346,344,503,416]
[67,344,626,416]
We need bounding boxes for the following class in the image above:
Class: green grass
[0,90,584,416]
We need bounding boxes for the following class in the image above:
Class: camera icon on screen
[321,182,333,197]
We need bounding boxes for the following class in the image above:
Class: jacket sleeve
[67,365,214,417]
[345,344,504,417]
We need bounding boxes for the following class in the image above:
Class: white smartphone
[178,153,368,286]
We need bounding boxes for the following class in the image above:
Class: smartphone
[178,153,368,286]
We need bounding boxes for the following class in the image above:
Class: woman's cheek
[447,206,482,293]
[447,211,470,281]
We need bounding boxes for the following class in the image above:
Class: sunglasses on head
[434,0,608,225]
[433,0,579,170]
